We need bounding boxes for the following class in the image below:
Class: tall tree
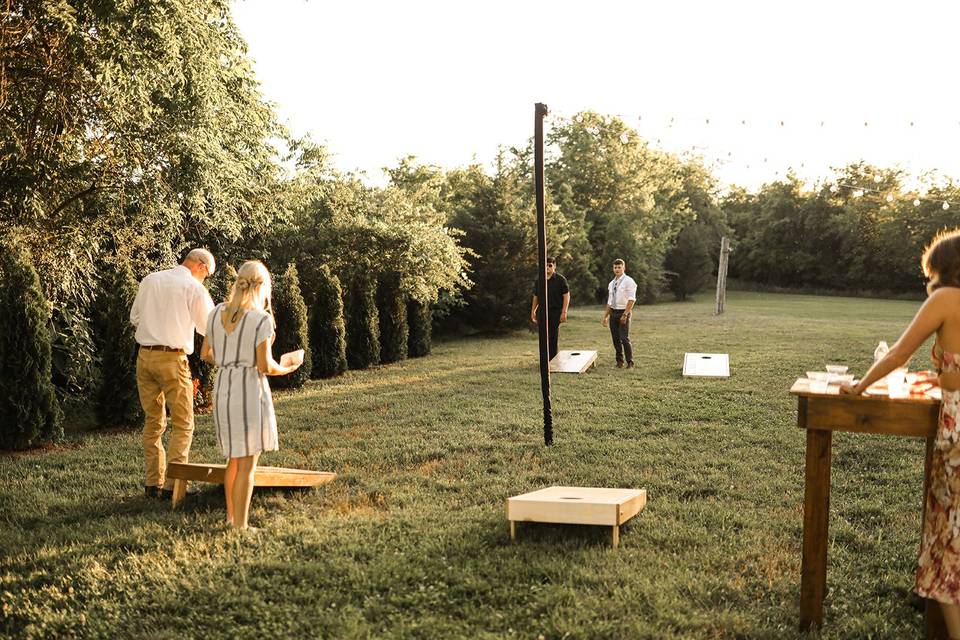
[0,236,63,449]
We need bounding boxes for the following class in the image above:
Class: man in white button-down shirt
[130,248,215,498]
[601,258,637,368]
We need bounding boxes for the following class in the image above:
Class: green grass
[0,291,940,639]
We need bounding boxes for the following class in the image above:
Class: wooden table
[791,378,943,636]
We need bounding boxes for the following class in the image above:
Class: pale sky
[231,0,960,190]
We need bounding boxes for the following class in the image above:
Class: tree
[308,265,348,378]
[664,224,713,300]
[93,262,141,427]
[0,237,63,449]
[546,112,692,301]
[407,300,432,358]
[377,272,408,364]
[345,267,380,370]
[271,263,312,389]
[2,1,288,400]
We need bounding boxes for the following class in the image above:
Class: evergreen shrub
[0,237,63,449]
[407,299,432,358]
[377,273,407,364]
[93,262,142,427]
[309,265,347,378]
[345,268,380,370]
[271,263,312,389]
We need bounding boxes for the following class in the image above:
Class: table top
[790,377,940,405]
[508,486,645,506]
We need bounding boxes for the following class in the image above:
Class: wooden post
[715,236,730,315]
[534,102,553,446]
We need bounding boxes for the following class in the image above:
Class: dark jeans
[537,309,562,360]
[609,309,633,364]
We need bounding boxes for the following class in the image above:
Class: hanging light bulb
[874,174,883,183]
[886,193,894,203]
[619,133,629,144]
[913,198,921,206]
[944,202,951,210]
[575,114,583,123]
[829,185,839,193]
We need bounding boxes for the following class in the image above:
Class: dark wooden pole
[534,102,552,446]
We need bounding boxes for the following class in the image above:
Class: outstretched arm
[843,292,945,394]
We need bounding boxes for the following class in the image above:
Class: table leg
[510,520,516,541]
[612,525,620,548]
[800,428,832,631]
[923,435,949,640]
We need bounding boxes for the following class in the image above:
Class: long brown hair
[922,228,960,293]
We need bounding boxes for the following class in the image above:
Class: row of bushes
[0,236,432,450]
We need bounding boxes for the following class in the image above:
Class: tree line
[2,1,957,449]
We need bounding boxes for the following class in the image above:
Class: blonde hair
[922,228,960,294]
[225,261,274,323]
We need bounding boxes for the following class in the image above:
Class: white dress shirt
[130,265,215,353]
[607,274,638,310]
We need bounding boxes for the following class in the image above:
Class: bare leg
[941,602,960,639]
[232,454,259,530]
[224,458,239,526]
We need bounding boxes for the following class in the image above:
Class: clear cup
[887,367,908,398]
[809,379,829,393]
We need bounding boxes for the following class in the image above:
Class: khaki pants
[136,348,194,489]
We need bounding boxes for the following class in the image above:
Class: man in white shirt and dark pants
[602,258,637,369]
[130,249,216,498]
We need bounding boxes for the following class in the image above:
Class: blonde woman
[841,229,960,637]
[200,261,302,530]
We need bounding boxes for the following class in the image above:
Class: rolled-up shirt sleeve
[190,287,215,336]
[130,280,145,327]
[625,278,638,302]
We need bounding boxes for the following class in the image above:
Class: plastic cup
[887,367,908,398]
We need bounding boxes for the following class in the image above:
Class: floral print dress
[916,344,960,603]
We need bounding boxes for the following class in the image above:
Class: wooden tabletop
[790,378,940,405]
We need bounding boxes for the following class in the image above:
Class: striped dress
[208,304,279,459]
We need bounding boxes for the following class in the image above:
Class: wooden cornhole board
[549,350,598,373]
[682,352,730,378]
[166,462,336,507]
[507,486,647,548]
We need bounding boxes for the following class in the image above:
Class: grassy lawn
[0,291,940,639]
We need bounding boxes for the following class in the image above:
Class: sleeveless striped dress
[207,304,279,459]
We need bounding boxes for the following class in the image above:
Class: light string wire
[541,108,960,208]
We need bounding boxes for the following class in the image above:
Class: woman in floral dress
[843,228,960,636]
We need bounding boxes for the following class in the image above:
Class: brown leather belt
[140,345,185,353]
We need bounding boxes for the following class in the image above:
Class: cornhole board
[682,352,730,378]
[507,486,647,548]
[166,462,336,507]
[549,350,598,373]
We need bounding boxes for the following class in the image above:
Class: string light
[886,193,894,202]
[944,202,951,210]
[914,198,921,206]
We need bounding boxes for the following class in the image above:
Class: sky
[230,0,960,191]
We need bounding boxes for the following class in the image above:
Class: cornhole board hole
[166,462,336,507]
[507,486,647,548]
[682,352,730,378]
[549,350,598,373]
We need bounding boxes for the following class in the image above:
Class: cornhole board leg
[171,479,187,508]
[166,462,336,508]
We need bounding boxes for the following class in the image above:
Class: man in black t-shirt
[530,256,571,360]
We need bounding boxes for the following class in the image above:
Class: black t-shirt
[533,273,570,312]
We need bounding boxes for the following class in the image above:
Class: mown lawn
[0,291,940,639]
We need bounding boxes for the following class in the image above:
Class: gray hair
[184,248,215,275]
